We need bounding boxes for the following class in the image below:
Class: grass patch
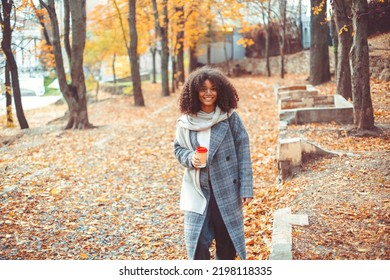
[102,81,132,87]
[44,76,61,96]
[99,81,133,96]
[122,85,133,95]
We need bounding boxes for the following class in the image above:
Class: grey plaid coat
[174,112,253,260]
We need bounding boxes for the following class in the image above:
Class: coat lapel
[189,120,228,163]
[208,120,228,162]
[189,130,199,149]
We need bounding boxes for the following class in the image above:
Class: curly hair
[178,66,239,115]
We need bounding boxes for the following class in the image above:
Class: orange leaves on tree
[312,0,326,16]
[338,24,351,35]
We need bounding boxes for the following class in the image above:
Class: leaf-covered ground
[0,72,389,260]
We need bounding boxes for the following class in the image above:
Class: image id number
[212,266,272,276]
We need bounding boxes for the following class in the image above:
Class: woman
[174,66,253,260]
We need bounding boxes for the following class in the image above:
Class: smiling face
[198,79,218,113]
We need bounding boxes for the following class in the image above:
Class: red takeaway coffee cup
[196,146,208,168]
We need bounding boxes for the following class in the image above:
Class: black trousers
[194,189,236,260]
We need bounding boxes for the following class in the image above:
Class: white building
[197,29,246,65]
[0,9,45,96]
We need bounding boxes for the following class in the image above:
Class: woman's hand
[191,153,201,169]
[242,197,252,205]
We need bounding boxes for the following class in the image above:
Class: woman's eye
[200,88,216,92]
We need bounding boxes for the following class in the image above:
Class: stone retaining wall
[221,50,334,76]
[219,49,389,81]
[370,55,390,80]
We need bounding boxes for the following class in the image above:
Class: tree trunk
[207,23,212,65]
[298,0,303,49]
[112,53,117,85]
[160,39,170,96]
[67,0,91,129]
[8,56,28,129]
[223,39,231,76]
[152,0,170,97]
[230,30,234,60]
[279,0,287,78]
[265,0,271,77]
[64,0,71,67]
[219,13,231,76]
[171,55,176,93]
[95,79,100,102]
[170,22,177,92]
[151,46,157,83]
[350,0,374,130]
[176,41,184,85]
[112,53,117,94]
[129,0,145,106]
[309,0,331,85]
[1,0,29,129]
[176,5,185,85]
[207,44,211,65]
[189,46,198,72]
[5,61,14,128]
[332,0,353,100]
[330,13,338,80]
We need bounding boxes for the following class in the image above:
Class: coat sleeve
[229,112,254,198]
[174,126,196,169]
[174,139,195,169]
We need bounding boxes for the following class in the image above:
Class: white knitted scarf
[176,106,232,214]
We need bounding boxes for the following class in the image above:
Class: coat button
[233,179,237,184]
[226,156,230,161]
